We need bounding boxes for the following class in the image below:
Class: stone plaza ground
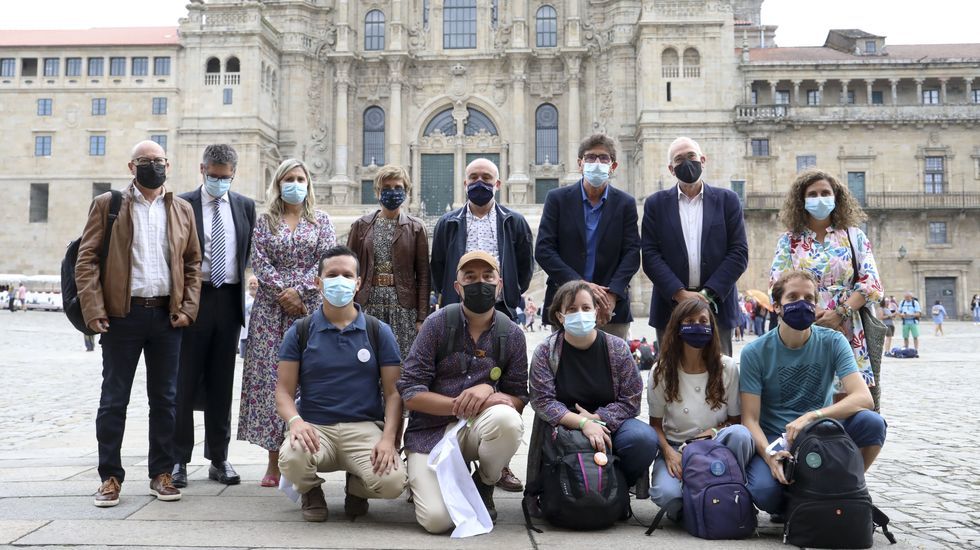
[0,310,977,549]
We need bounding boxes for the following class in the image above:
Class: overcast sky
[1,0,977,47]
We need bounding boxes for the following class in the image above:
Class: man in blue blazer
[641,137,748,355]
[535,134,641,340]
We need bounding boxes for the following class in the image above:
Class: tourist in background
[971,294,980,325]
[931,300,948,336]
[879,298,896,353]
[238,159,336,488]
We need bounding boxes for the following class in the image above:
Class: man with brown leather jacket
[75,139,202,508]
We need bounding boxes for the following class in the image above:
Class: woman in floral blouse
[769,169,883,386]
[238,159,336,486]
[526,280,658,490]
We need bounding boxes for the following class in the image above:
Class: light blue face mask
[321,276,356,307]
[281,181,308,205]
[563,310,597,337]
[805,196,835,221]
[583,162,610,188]
[204,175,232,198]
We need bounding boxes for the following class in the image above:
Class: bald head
[131,140,165,160]
[465,158,500,185]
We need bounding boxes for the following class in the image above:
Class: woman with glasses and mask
[238,158,336,488]
[526,280,658,495]
[346,165,429,360]
[646,298,753,516]
[769,169,882,391]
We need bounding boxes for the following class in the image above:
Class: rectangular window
[730,180,746,203]
[0,58,14,77]
[774,90,790,105]
[865,40,876,54]
[92,182,111,198]
[87,57,104,76]
[150,134,168,151]
[132,57,148,76]
[750,138,770,157]
[223,88,233,105]
[65,57,82,76]
[923,89,940,104]
[806,89,820,105]
[21,58,37,77]
[972,89,979,104]
[846,91,856,105]
[92,97,106,116]
[29,183,49,223]
[872,91,884,105]
[443,0,477,49]
[109,57,126,76]
[43,57,59,77]
[925,156,945,194]
[89,135,106,156]
[153,56,171,76]
[796,155,817,172]
[37,98,52,116]
[34,136,52,157]
[750,90,757,105]
[928,221,948,244]
[847,172,866,206]
[152,97,168,115]
[361,180,375,204]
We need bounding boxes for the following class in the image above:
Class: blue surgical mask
[281,181,308,205]
[204,175,232,198]
[583,162,610,187]
[563,311,597,337]
[321,276,356,307]
[466,181,495,206]
[679,323,713,349]
[805,196,835,221]
[780,299,817,331]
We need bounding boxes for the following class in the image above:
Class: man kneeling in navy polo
[276,246,407,522]
[739,269,886,517]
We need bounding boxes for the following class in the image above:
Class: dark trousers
[97,302,181,482]
[173,283,241,464]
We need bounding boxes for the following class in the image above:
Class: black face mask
[461,281,497,314]
[136,163,167,189]
[674,159,702,184]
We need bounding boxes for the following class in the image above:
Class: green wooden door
[421,154,455,215]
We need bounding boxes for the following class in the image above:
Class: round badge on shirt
[357,348,372,363]
[489,367,502,381]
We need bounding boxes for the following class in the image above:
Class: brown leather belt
[373,273,395,287]
[131,296,170,308]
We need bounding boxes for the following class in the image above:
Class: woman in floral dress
[238,159,335,486]
[347,165,429,359]
[770,169,883,387]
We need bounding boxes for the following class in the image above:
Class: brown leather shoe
[302,485,328,522]
[149,473,182,501]
[344,473,369,518]
[94,477,121,508]
[496,466,524,492]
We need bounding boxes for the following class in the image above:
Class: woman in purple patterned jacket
[527,280,658,488]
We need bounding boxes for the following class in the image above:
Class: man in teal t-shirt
[739,270,886,515]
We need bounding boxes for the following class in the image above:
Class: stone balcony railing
[735,104,980,125]
[742,192,980,211]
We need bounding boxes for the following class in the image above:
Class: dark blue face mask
[679,323,713,349]
[780,299,817,331]
[466,181,495,206]
[379,188,406,211]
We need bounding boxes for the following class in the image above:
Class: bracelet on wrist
[711,427,719,437]
[287,415,302,426]
[578,417,587,430]
[813,409,825,420]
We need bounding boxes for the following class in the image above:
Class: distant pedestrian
[879,298,896,352]
[17,283,27,311]
[931,300,948,336]
[84,333,96,352]
[971,294,980,325]
[753,301,767,337]
[898,291,922,352]
[525,297,538,332]
[8,286,17,312]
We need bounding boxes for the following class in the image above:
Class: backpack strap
[435,303,462,367]
[364,313,382,369]
[99,190,123,270]
[491,309,512,371]
[645,498,682,535]
[296,314,314,362]
[872,505,897,544]
[521,495,543,534]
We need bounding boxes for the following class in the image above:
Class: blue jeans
[612,418,659,486]
[649,424,755,509]
[746,410,887,513]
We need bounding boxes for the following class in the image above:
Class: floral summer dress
[364,216,418,359]
[238,211,335,451]
[769,226,883,386]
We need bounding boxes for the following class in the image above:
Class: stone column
[565,55,582,184]
[890,78,899,105]
[565,0,581,46]
[507,55,531,188]
[769,80,778,103]
[840,80,849,104]
[745,82,753,103]
[967,78,974,104]
[335,0,351,52]
[511,0,528,48]
[865,79,874,104]
[792,80,802,105]
[329,59,353,193]
[387,58,404,165]
[452,104,467,209]
[939,78,948,104]
[915,78,924,104]
[816,80,825,105]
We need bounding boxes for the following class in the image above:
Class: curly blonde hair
[779,169,867,234]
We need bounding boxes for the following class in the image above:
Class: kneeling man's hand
[453,383,495,418]
[785,411,816,445]
[371,438,399,475]
[289,420,320,454]
[480,392,515,413]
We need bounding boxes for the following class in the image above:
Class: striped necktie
[210,199,226,287]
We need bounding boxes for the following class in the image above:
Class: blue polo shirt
[581,181,609,282]
[279,306,401,426]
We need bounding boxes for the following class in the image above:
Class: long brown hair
[778,169,867,234]
[652,299,727,410]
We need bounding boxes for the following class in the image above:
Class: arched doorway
[415,104,503,215]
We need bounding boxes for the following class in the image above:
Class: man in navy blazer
[173,144,256,487]
[535,134,640,340]
[641,137,748,355]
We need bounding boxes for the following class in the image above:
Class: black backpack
[783,418,896,548]
[62,190,122,335]
[434,303,512,371]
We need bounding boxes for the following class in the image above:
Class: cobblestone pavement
[0,310,976,548]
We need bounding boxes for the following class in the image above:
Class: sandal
[260,474,280,487]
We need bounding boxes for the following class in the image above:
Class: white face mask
[583,163,610,187]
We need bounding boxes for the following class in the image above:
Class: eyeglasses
[582,154,613,164]
[132,157,167,166]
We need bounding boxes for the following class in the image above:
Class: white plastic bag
[427,419,493,538]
